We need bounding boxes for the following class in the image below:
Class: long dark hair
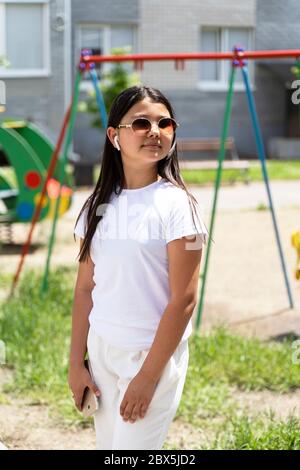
[76,85,207,262]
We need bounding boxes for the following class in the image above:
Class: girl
[68,85,207,450]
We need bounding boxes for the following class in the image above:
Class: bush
[78,46,140,128]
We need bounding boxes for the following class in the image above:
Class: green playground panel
[15,122,72,187]
[0,120,72,224]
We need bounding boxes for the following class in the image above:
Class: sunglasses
[116,117,179,135]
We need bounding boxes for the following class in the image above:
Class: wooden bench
[177,137,249,183]
[177,137,239,160]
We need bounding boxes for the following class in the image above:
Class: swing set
[8,47,300,329]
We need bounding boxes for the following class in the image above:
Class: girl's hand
[68,363,101,411]
[120,370,158,424]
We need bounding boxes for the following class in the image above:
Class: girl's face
[108,97,175,166]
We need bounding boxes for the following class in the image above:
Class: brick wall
[140,0,256,90]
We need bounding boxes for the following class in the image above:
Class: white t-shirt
[74,178,208,351]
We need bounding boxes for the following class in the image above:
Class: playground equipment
[8,48,299,313]
[291,231,300,280]
[0,120,72,225]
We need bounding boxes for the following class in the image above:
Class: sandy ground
[1,183,299,339]
[0,181,300,449]
[1,370,300,450]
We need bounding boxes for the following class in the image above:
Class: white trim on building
[75,22,137,92]
[0,0,51,78]
[198,26,255,91]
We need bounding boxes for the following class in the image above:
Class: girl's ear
[107,127,118,148]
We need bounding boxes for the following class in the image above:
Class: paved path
[67,181,300,219]
[190,180,300,212]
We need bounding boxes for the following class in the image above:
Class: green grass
[93,160,300,186]
[163,413,300,450]
[2,160,299,190]
[0,272,13,288]
[248,161,300,181]
[0,268,82,424]
[1,267,300,446]
[256,203,268,211]
[209,413,300,450]
[191,328,300,392]
[163,412,300,450]
[181,161,300,185]
[176,328,300,429]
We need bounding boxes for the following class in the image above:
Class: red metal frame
[9,104,72,297]
[81,49,300,65]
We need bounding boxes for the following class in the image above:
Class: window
[76,24,136,86]
[0,1,50,78]
[199,27,254,90]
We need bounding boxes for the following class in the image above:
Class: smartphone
[81,359,100,418]
[81,386,99,418]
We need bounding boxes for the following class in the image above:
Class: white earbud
[114,136,120,151]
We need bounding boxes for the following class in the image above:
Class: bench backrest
[177,137,239,160]
[177,137,235,152]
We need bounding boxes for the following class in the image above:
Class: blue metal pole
[241,65,294,309]
[89,68,108,128]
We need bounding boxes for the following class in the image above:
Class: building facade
[1,0,299,177]
[0,0,71,137]
[71,0,139,179]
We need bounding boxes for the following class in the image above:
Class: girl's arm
[69,239,95,365]
[138,234,202,381]
[68,240,100,410]
[119,234,202,423]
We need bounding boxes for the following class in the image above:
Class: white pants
[87,327,189,450]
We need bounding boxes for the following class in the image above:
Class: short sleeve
[74,208,88,239]
[165,191,208,247]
